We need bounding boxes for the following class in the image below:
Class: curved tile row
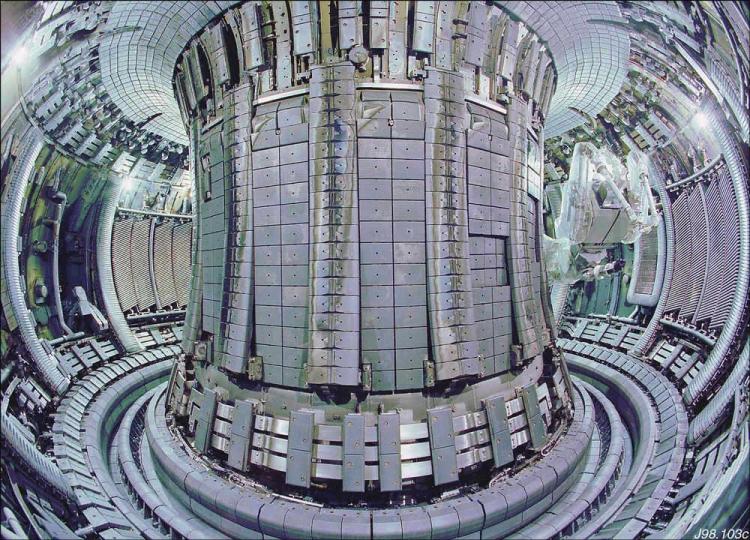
[559,338,689,538]
[51,345,179,538]
[517,379,627,539]
[143,382,593,539]
[116,384,223,539]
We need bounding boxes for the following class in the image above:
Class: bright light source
[10,45,29,67]
[121,176,134,191]
[693,111,709,129]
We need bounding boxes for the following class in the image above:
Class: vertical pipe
[96,172,144,353]
[49,191,73,335]
[1,128,70,394]
[630,159,675,357]
[685,104,750,404]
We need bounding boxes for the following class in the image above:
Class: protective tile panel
[343,413,366,492]
[485,395,514,467]
[251,97,310,387]
[218,88,254,375]
[200,124,229,345]
[130,218,157,311]
[368,0,388,48]
[286,410,314,487]
[194,388,217,453]
[378,412,402,492]
[412,1,435,53]
[99,1,240,145]
[153,222,178,307]
[358,90,428,391]
[372,511,402,539]
[427,407,458,485]
[357,92,396,392]
[432,0,458,70]
[469,234,512,376]
[505,99,546,360]
[520,384,547,449]
[467,103,511,238]
[424,68,480,382]
[111,220,138,312]
[306,63,360,387]
[227,400,254,471]
[464,2,490,67]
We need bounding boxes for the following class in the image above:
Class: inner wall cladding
[191,87,542,392]
[112,217,193,313]
[177,3,552,395]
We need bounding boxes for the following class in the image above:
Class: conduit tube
[180,120,202,354]
[685,104,750,404]
[48,190,74,335]
[1,411,74,500]
[96,172,143,353]
[689,339,749,444]
[631,159,675,357]
[1,129,69,394]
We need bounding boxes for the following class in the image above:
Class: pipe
[126,309,186,323]
[0,411,74,500]
[1,128,69,394]
[666,154,723,191]
[48,190,73,335]
[115,206,192,220]
[0,365,12,386]
[46,331,86,347]
[589,313,639,325]
[2,507,24,537]
[608,271,621,315]
[147,218,161,309]
[630,158,675,357]
[659,318,717,347]
[96,173,143,353]
[0,526,23,540]
[689,339,749,444]
[685,103,750,404]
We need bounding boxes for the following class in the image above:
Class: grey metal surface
[1,127,72,392]
[1,0,748,538]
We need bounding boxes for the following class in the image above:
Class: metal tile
[363,328,395,350]
[359,178,393,201]
[395,347,425,370]
[361,243,394,264]
[361,307,395,329]
[361,264,394,286]
[396,368,424,390]
[227,400,254,471]
[430,445,458,486]
[521,384,547,449]
[395,306,427,328]
[427,407,456,449]
[286,448,312,488]
[485,395,514,468]
[194,388,217,453]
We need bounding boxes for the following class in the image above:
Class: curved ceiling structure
[498,0,631,137]
[98,0,238,145]
[1,2,748,540]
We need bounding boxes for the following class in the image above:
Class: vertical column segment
[506,99,545,361]
[307,63,360,387]
[221,87,255,375]
[424,68,480,382]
